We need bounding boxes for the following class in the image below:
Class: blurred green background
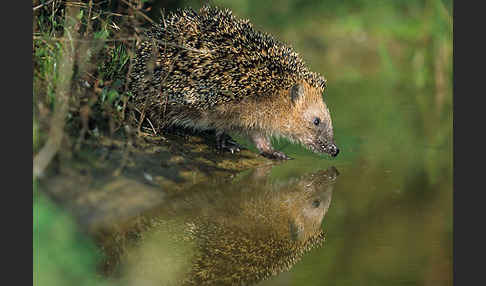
[33,0,452,285]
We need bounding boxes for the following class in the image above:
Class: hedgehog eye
[312,199,321,208]
[313,117,321,126]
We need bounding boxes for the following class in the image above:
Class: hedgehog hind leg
[215,131,245,154]
[250,133,293,160]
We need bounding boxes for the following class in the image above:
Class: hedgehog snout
[320,142,339,157]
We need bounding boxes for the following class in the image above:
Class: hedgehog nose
[330,144,339,157]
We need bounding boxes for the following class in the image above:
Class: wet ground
[39,133,268,231]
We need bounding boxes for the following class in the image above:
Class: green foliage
[33,40,63,108]
[94,43,131,113]
[99,44,131,81]
[33,193,106,286]
[33,1,138,140]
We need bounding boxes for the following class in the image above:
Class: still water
[98,166,338,285]
[257,81,453,285]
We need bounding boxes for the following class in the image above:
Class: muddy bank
[38,132,269,232]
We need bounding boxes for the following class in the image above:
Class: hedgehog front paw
[260,150,293,160]
[216,132,245,154]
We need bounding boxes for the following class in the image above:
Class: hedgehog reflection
[107,166,338,285]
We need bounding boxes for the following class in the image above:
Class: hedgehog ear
[290,83,305,103]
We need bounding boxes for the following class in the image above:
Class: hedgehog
[128,6,339,159]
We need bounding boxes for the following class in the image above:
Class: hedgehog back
[129,6,327,111]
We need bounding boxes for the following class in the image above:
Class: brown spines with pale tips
[129,6,327,113]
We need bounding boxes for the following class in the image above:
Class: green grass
[33,0,141,141]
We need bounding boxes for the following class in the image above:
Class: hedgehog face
[304,103,339,157]
[289,83,339,157]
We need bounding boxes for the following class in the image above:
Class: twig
[112,126,133,177]
[85,0,93,37]
[33,35,211,54]
[33,1,79,178]
[120,0,154,24]
[157,11,172,118]
[134,107,157,135]
[146,116,157,135]
[33,35,139,43]
[33,0,55,11]
[122,42,136,120]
